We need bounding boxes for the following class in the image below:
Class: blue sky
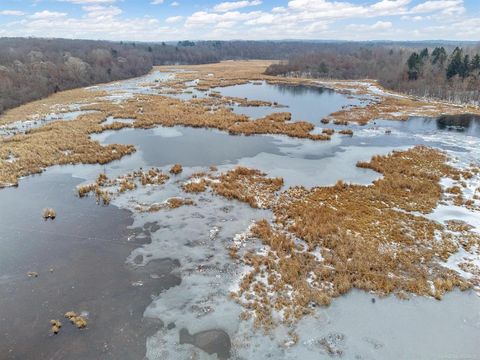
[0,1,479,41]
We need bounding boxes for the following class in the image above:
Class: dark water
[0,171,180,359]
[376,114,480,137]
[214,81,365,123]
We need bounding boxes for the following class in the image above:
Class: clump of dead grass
[77,168,169,205]
[338,129,353,136]
[210,167,283,209]
[182,178,208,193]
[135,197,195,212]
[64,311,87,329]
[170,164,183,175]
[50,320,62,334]
[42,208,56,220]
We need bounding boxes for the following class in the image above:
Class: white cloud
[348,20,393,31]
[372,20,393,29]
[0,10,25,16]
[370,0,411,12]
[151,0,164,4]
[0,0,474,41]
[30,10,68,19]
[213,0,262,13]
[165,15,183,23]
[411,0,463,14]
[82,5,122,18]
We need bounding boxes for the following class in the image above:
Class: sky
[0,0,479,41]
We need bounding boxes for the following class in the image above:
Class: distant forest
[1,38,480,114]
[265,44,480,104]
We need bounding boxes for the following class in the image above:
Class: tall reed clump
[42,208,56,220]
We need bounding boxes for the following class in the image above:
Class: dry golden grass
[179,166,284,209]
[166,197,194,209]
[338,129,353,136]
[169,164,183,175]
[210,167,283,209]
[64,311,87,329]
[0,111,135,187]
[182,178,208,193]
[0,88,107,126]
[77,168,169,205]
[229,146,474,329]
[136,197,195,212]
[50,320,62,334]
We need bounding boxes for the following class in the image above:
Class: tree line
[2,38,480,114]
[265,43,480,104]
[1,38,370,114]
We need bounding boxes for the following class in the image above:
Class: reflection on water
[214,81,366,122]
[376,114,480,137]
[437,113,480,135]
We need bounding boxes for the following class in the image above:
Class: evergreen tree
[471,54,480,70]
[446,47,465,79]
[419,48,429,59]
[407,52,422,80]
[463,54,470,76]
[431,47,447,65]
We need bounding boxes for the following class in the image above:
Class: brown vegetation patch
[210,167,283,209]
[170,164,183,175]
[338,129,353,136]
[178,166,284,209]
[182,178,208,193]
[77,168,169,205]
[230,146,475,330]
[42,208,56,220]
[135,197,195,212]
[50,320,62,334]
[0,111,135,187]
[64,311,87,329]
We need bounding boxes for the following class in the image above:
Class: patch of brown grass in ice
[136,197,195,212]
[210,167,283,209]
[0,88,106,126]
[182,178,208,193]
[338,129,353,136]
[179,166,284,209]
[77,168,169,205]
[169,164,183,175]
[230,146,473,330]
